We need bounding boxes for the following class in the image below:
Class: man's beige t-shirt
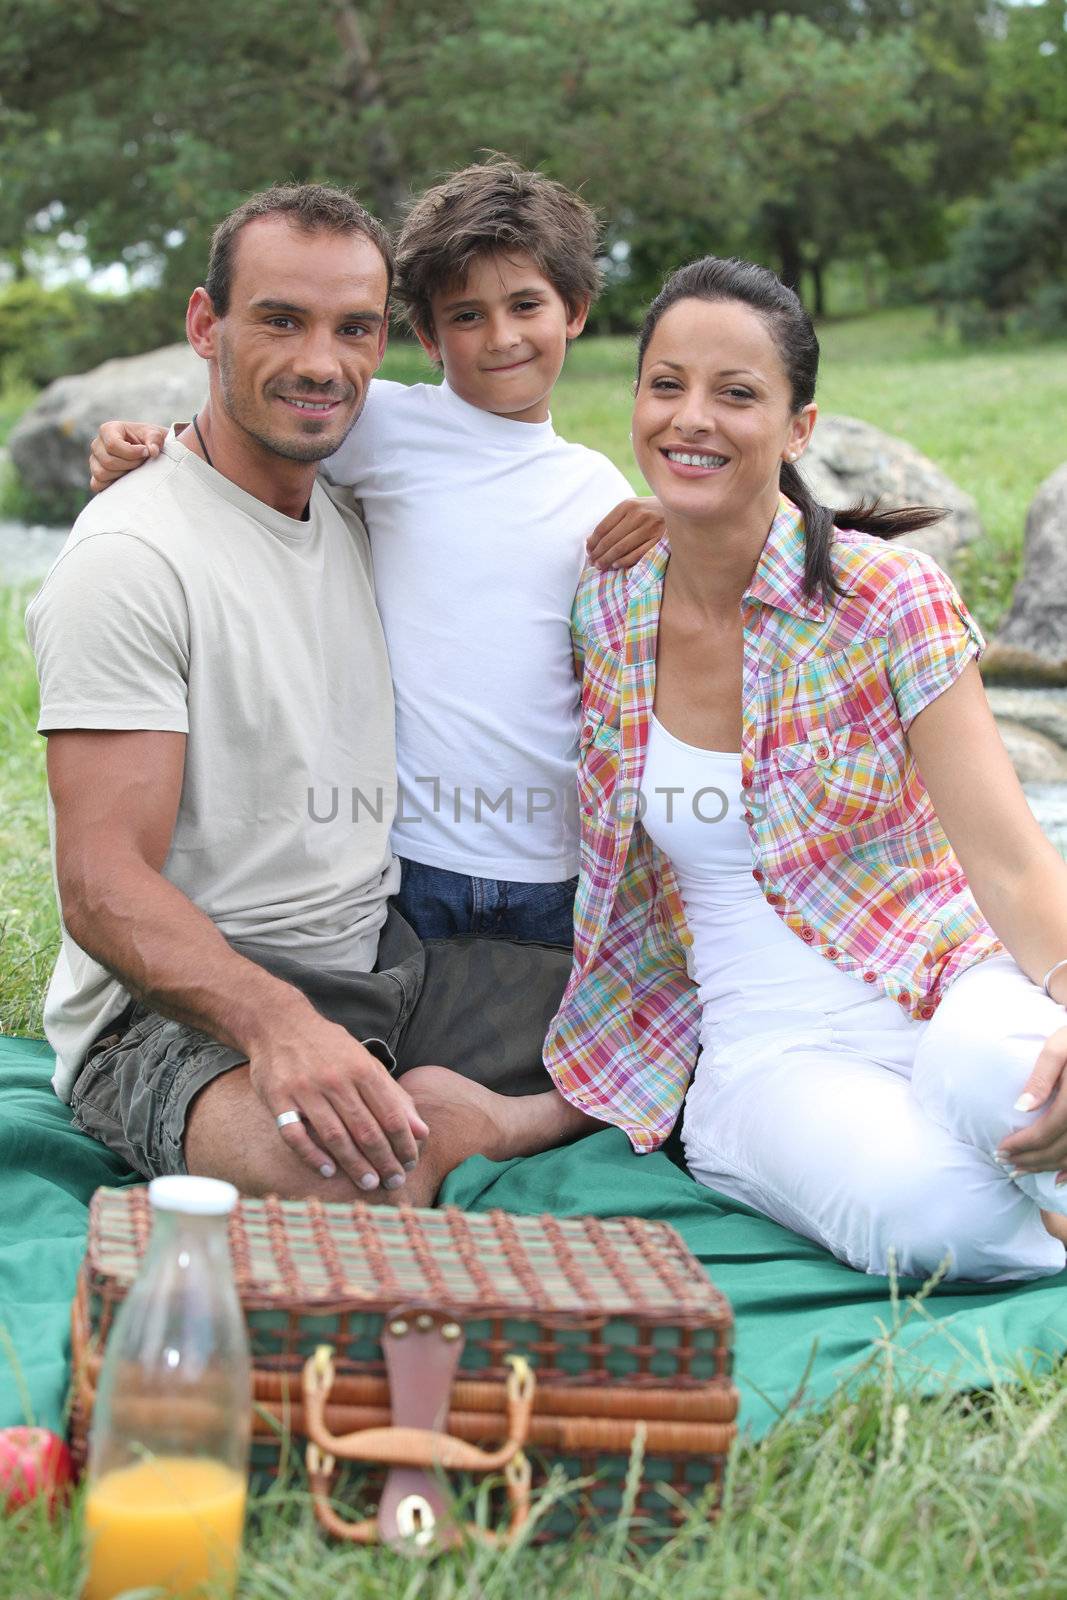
[26,432,399,1101]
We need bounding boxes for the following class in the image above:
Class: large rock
[802,414,982,575]
[7,344,207,500]
[995,720,1067,784]
[985,686,1067,752]
[982,464,1067,685]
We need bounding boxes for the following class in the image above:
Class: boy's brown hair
[393,159,602,341]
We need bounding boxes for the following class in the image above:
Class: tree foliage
[939,155,1067,338]
[0,0,1060,362]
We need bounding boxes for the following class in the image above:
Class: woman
[543,255,1067,1282]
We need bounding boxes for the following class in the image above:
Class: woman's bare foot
[390,1066,597,1208]
[1040,1209,1067,1246]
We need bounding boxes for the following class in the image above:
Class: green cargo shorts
[69,907,572,1180]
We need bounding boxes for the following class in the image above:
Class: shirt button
[582,724,594,741]
[897,990,911,1006]
[741,768,753,785]
[825,946,840,960]
[752,869,764,883]
[743,810,754,824]
[766,892,784,906]
[918,1003,935,1019]
[815,742,830,760]
[862,970,878,984]
[800,926,816,942]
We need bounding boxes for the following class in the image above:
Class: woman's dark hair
[636,257,943,603]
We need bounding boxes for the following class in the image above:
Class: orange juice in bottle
[84,1455,246,1600]
[83,1176,251,1599]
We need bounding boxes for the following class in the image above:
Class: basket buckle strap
[302,1306,536,1552]
[378,1304,466,1549]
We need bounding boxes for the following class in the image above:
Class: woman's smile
[632,296,813,529]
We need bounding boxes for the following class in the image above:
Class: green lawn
[0,585,55,1037]
[2,310,1067,1595]
[4,1360,1067,1599]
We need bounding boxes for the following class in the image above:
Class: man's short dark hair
[204,183,394,315]
[393,159,602,341]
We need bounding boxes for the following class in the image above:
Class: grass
[3,1359,1067,1599]
[3,310,1067,1593]
[0,584,57,1037]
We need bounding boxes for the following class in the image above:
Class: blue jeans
[395,858,577,947]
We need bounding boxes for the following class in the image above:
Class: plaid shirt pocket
[772,723,892,834]
[578,711,622,826]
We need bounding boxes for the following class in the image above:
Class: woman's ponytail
[784,458,945,604]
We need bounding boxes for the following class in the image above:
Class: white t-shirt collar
[436,379,556,449]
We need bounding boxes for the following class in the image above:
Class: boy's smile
[419,251,588,425]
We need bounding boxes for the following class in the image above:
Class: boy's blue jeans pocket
[394,858,577,947]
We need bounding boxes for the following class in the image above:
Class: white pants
[681,953,1067,1281]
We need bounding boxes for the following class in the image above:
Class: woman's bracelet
[1041,958,1067,999]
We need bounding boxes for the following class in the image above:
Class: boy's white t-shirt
[325,378,634,882]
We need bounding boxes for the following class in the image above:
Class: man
[27,183,594,1206]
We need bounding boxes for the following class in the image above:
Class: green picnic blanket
[2,1032,1066,1442]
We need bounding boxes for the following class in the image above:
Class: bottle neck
[146,1208,233,1268]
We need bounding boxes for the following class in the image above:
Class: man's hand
[48,729,429,1194]
[248,1008,429,1191]
[998,1023,1067,1185]
[89,420,168,493]
[586,496,665,570]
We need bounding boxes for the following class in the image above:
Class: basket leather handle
[302,1306,535,1551]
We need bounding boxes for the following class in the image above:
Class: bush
[0,279,185,389]
[939,156,1067,339]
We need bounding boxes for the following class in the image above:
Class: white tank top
[640,713,869,1038]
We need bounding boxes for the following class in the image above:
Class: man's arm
[49,728,426,1192]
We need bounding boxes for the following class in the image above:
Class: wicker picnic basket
[70,1187,737,1546]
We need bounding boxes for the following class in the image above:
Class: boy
[89,161,661,944]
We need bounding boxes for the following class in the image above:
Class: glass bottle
[82,1175,252,1600]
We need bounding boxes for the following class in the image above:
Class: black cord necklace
[191,412,214,469]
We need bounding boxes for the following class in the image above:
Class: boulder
[994,720,1067,784]
[982,464,1067,685]
[984,687,1067,753]
[802,414,982,575]
[7,344,207,501]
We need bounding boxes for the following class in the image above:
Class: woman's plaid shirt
[543,498,1002,1153]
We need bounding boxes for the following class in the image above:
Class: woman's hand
[997,1022,1067,1185]
[89,420,168,492]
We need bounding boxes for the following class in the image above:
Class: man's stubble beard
[214,337,369,464]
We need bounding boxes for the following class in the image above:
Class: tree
[939,155,1067,337]
[0,0,1042,360]
[990,0,1067,172]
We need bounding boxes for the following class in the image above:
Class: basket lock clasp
[303,1305,535,1552]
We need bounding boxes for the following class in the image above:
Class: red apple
[0,1427,74,1515]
